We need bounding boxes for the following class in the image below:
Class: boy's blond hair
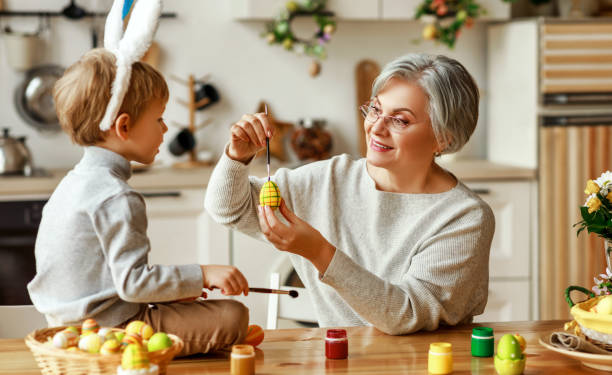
[54,48,169,145]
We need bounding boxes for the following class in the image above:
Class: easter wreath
[415,0,549,49]
[263,0,336,75]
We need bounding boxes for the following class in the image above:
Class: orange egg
[244,325,264,347]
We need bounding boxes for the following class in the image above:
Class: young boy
[27,48,251,356]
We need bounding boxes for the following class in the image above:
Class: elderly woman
[204,53,494,334]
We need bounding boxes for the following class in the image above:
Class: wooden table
[0,320,606,374]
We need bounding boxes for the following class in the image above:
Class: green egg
[497,334,523,360]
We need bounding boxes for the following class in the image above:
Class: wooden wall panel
[539,126,612,319]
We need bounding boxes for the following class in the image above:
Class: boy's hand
[228,113,274,164]
[200,265,249,296]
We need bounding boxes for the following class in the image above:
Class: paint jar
[325,329,348,359]
[230,344,255,375]
[428,342,453,374]
[471,327,494,357]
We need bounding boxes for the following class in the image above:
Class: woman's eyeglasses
[359,105,411,133]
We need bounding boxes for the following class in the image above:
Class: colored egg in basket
[81,318,100,335]
[125,320,154,340]
[79,333,104,353]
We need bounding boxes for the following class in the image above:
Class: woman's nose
[162,120,168,133]
[370,116,387,134]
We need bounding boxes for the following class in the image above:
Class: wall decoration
[262,0,336,77]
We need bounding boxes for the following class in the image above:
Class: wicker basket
[569,295,612,351]
[24,326,183,375]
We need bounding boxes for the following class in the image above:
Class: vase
[606,239,612,272]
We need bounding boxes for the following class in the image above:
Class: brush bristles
[288,290,299,298]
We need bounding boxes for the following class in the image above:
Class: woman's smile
[370,138,394,152]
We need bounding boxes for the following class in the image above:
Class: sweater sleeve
[204,147,271,239]
[319,204,494,335]
[93,192,203,303]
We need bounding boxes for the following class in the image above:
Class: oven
[0,197,47,305]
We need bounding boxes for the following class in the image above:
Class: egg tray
[24,326,183,375]
[570,295,612,351]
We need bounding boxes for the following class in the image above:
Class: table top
[0,320,602,374]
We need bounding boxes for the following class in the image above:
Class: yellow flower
[422,24,438,40]
[587,196,602,213]
[608,191,612,203]
[585,180,600,195]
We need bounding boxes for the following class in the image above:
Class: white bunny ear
[104,0,125,50]
[119,0,162,62]
[99,0,163,131]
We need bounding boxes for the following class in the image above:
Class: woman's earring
[434,151,441,157]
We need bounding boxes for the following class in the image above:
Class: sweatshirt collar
[81,146,132,181]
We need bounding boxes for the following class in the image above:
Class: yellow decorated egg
[78,333,103,353]
[115,331,126,342]
[64,326,80,335]
[259,181,282,208]
[122,332,143,347]
[81,318,100,335]
[52,330,79,349]
[121,343,150,370]
[125,321,154,340]
[100,339,121,355]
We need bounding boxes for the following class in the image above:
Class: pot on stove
[0,128,33,176]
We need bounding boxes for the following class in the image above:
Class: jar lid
[429,342,452,354]
[326,329,347,339]
[472,327,494,338]
[232,344,254,355]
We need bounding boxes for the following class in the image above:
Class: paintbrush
[249,287,299,298]
[265,104,270,182]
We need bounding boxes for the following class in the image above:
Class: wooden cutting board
[355,60,381,157]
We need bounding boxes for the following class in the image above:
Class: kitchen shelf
[0,11,176,18]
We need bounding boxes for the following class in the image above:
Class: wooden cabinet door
[466,181,532,279]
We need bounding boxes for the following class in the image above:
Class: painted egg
[66,346,80,352]
[121,343,150,370]
[78,333,103,353]
[100,339,121,355]
[125,321,154,340]
[52,330,78,349]
[64,326,80,335]
[81,318,100,335]
[114,331,126,342]
[122,332,142,347]
[244,325,264,347]
[147,332,173,352]
[259,181,282,208]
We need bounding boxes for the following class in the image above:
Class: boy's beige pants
[120,299,249,356]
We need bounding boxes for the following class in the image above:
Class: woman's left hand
[257,200,335,274]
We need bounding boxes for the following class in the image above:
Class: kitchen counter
[0,158,536,197]
[0,320,598,374]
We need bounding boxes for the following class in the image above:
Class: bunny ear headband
[99,0,162,131]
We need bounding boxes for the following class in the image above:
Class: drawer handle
[472,188,490,195]
[141,191,182,198]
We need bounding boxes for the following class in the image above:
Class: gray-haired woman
[204,53,495,334]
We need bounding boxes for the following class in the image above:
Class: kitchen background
[1,0,612,337]
[1,0,490,168]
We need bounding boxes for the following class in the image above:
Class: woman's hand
[228,113,275,164]
[257,200,336,274]
[200,265,250,296]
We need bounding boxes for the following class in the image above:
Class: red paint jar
[325,329,348,359]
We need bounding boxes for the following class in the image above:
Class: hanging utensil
[61,0,86,20]
[14,65,64,133]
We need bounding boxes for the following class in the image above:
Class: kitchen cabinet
[487,19,612,320]
[231,0,380,20]
[232,0,511,21]
[381,0,510,20]
[145,188,209,266]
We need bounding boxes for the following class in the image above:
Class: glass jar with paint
[231,344,255,375]
[325,329,348,359]
[471,326,495,357]
[428,342,453,374]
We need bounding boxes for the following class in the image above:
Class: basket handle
[565,285,595,307]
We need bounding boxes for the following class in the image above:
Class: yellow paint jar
[231,344,255,375]
[428,342,453,374]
